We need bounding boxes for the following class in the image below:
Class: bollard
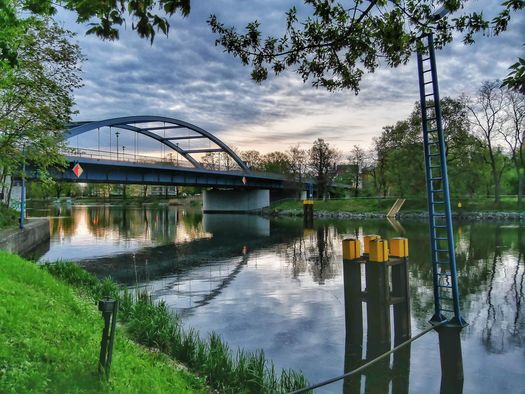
[98,298,118,381]
[369,239,389,262]
[342,238,361,260]
[363,234,380,254]
[390,237,409,258]
[303,199,314,227]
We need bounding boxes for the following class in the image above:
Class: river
[28,203,525,393]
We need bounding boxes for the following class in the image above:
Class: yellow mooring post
[390,237,409,258]
[342,238,361,261]
[369,239,389,262]
[363,234,380,254]
[303,199,314,227]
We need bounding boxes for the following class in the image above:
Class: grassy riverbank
[0,251,206,393]
[0,252,309,393]
[271,196,522,215]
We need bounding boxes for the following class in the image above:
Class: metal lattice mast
[416,33,467,327]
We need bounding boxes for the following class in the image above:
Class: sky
[57,1,524,157]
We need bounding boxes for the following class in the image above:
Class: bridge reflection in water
[343,258,464,393]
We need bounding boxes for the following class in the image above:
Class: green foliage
[209,1,524,92]
[0,251,206,393]
[374,118,425,197]
[501,56,524,94]
[27,181,82,199]
[0,13,83,180]
[42,261,311,393]
[0,204,18,228]
[368,96,504,199]
[44,262,119,300]
[125,294,177,353]
[0,0,190,48]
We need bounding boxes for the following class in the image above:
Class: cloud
[57,1,523,155]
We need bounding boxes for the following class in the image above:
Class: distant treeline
[202,80,524,206]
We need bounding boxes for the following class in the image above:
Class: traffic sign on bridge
[72,163,84,178]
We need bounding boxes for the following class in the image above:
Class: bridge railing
[63,148,196,168]
[63,148,289,179]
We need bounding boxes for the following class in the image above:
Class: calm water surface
[31,203,525,393]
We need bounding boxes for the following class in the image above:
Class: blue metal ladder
[416,33,467,327]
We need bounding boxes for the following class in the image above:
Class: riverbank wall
[271,209,525,222]
[0,218,50,255]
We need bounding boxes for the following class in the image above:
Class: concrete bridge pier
[203,189,270,213]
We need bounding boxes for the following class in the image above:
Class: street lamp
[115,131,120,160]
[20,144,26,229]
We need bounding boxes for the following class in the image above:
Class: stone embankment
[272,209,525,221]
[0,218,50,254]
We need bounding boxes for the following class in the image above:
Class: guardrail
[63,148,196,168]
[63,148,291,180]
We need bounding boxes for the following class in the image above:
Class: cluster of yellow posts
[342,235,409,262]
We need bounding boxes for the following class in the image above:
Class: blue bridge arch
[66,115,250,172]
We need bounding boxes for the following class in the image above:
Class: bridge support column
[203,189,269,213]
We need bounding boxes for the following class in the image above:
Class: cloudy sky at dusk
[58,1,524,157]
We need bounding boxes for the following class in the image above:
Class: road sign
[73,163,84,178]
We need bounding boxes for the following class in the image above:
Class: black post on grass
[98,298,118,381]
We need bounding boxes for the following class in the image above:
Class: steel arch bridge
[66,115,249,171]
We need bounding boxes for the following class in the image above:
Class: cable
[288,320,449,394]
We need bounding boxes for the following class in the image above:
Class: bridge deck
[44,156,290,190]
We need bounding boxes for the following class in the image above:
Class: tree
[201,151,240,170]
[261,151,291,174]
[287,145,309,196]
[371,137,388,197]
[500,89,525,206]
[201,152,218,169]
[209,1,524,92]
[410,96,488,197]
[467,81,508,204]
[376,120,425,197]
[240,150,263,171]
[309,138,339,199]
[347,145,366,196]
[0,0,190,56]
[0,16,83,202]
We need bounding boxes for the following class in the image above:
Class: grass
[271,196,523,214]
[0,205,19,229]
[0,251,206,393]
[43,261,311,394]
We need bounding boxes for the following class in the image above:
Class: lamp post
[115,131,120,160]
[19,145,26,230]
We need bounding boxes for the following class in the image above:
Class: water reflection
[437,326,464,394]
[343,259,411,393]
[36,205,213,261]
[32,203,525,392]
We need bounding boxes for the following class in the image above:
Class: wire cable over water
[288,320,449,394]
